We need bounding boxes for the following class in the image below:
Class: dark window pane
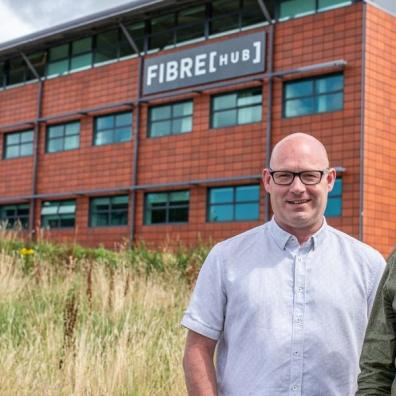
[71,53,92,70]
[95,30,119,64]
[28,52,46,79]
[116,112,132,127]
[318,0,352,11]
[285,98,314,117]
[47,60,69,76]
[210,188,233,204]
[72,37,92,55]
[9,58,26,85]
[211,0,240,34]
[114,128,131,142]
[151,105,171,121]
[242,0,266,26]
[279,0,316,20]
[236,185,260,201]
[285,80,313,99]
[150,209,167,224]
[177,6,205,43]
[317,93,343,113]
[92,213,109,226]
[235,203,259,220]
[96,115,114,130]
[150,14,175,49]
[212,110,237,128]
[49,44,68,61]
[169,207,188,223]
[209,205,234,222]
[316,75,344,94]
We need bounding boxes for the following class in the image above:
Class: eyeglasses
[269,169,329,185]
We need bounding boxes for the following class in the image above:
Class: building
[0,0,394,255]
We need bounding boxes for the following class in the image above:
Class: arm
[357,260,396,395]
[183,330,218,396]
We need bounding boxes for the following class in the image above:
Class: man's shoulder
[214,223,269,252]
[325,224,385,264]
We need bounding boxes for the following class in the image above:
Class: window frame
[3,130,34,159]
[144,190,190,225]
[46,121,80,154]
[325,177,343,217]
[89,195,129,228]
[93,111,133,146]
[0,203,30,229]
[282,73,344,118]
[148,100,193,138]
[210,87,263,129]
[207,184,261,223]
[41,200,76,229]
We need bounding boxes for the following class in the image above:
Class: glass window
[46,121,80,153]
[208,185,260,222]
[95,30,119,64]
[0,62,5,89]
[241,0,267,27]
[94,112,132,146]
[90,195,128,227]
[41,200,76,228]
[0,204,30,228]
[47,44,69,76]
[176,6,206,44]
[325,178,342,217]
[318,0,352,12]
[148,101,193,137]
[150,14,176,50]
[145,191,189,225]
[283,74,344,118]
[4,130,34,159]
[211,88,262,128]
[70,37,92,71]
[27,52,46,80]
[121,22,146,56]
[279,0,316,20]
[9,57,27,85]
[211,0,240,35]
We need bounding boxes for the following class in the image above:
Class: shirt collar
[269,217,328,251]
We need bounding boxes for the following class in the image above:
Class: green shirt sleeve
[357,255,396,395]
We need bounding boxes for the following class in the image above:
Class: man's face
[262,140,336,237]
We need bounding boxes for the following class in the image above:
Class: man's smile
[286,199,311,205]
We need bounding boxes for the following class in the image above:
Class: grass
[0,232,209,395]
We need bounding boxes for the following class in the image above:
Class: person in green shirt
[357,249,396,395]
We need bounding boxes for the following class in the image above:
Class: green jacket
[357,253,396,395]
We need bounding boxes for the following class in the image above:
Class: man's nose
[289,175,306,193]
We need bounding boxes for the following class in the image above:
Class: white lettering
[230,51,239,64]
[159,63,165,83]
[242,49,250,61]
[219,53,228,66]
[166,61,178,81]
[180,57,193,79]
[209,51,217,73]
[195,54,207,76]
[147,65,158,86]
[253,41,261,64]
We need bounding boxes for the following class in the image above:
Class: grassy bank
[0,235,209,395]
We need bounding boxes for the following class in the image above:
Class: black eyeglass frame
[269,169,329,185]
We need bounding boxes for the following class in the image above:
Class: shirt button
[293,351,299,357]
[298,287,304,293]
[297,257,302,262]
[291,385,298,391]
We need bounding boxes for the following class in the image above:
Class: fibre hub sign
[143,32,266,95]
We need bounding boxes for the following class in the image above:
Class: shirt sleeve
[181,244,226,340]
[357,256,396,395]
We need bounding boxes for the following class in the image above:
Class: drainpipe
[20,52,43,241]
[119,22,143,247]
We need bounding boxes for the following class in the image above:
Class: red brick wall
[363,4,396,257]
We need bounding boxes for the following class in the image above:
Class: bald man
[181,133,386,396]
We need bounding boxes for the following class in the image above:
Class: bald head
[270,133,329,170]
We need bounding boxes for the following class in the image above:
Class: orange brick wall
[363,4,396,256]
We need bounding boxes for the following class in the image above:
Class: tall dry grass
[0,241,196,395]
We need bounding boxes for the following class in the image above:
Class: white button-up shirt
[181,219,386,396]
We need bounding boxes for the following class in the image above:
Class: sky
[0,0,136,44]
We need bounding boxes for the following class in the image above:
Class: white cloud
[0,3,34,44]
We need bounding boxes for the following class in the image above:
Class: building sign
[143,32,266,95]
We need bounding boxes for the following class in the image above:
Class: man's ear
[327,168,337,192]
[262,168,272,194]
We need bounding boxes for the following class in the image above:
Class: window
[325,178,342,217]
[145,191,189,225]
[148,101,193,137]
[150,14,176,50]
[95,30,119,64]
[46,121,80,153]
[94,112,132,145]
[278,0,352,20]
[176,6,206,44]
[208,185,260,222]
[211,88,262,128]
[41,200,76,228]
[4,130,34,159]
[71,37,93,71]
[47,44,69,76]
[0,204,29,228]
[283,74,344,118]
[210,0,240,35]
[90,195,128,227]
